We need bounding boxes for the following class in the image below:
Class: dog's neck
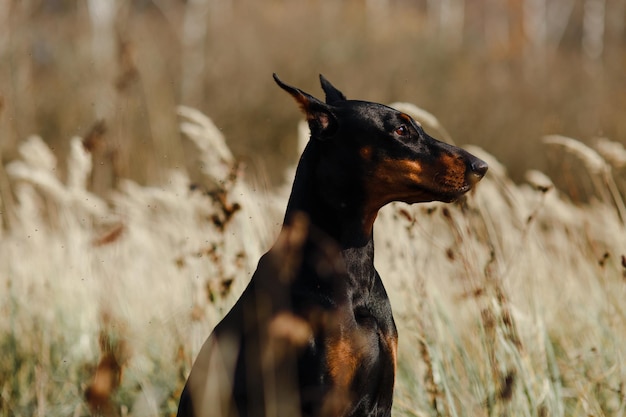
[283,141,376,252]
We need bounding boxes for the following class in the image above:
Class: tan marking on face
[398,113,413,125]
[438,152,466,188]
[367,154,468,205]
[361,158,424,235]
[371,159,424,194]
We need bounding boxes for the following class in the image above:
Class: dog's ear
[274,73,338,140]
[319,74,347,104]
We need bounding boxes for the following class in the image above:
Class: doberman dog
[177,75,488,417]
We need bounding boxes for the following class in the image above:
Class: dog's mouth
[364,154,488,209]
[418,155,488,202]
[406,162,488,203]
[402,184,470,205]
[435,187,471,203]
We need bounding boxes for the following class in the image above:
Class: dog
[177,74,488,417]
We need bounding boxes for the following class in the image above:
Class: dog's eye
[394,125,409,136]
[354,306,376,327]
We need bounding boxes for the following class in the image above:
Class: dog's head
[274,74,487,228]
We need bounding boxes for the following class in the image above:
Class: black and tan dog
[177,75,488,417]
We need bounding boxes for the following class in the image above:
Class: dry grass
[1,103,626,417]
[1,3,626,416]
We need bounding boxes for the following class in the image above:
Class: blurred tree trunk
[0,0,9,53]
[442,0,465,48]
[545,0,575,50]
[0,0,11,157]
[522,0,547,75]
[366,0,390,23]
[610,0,626,39]
[3,1,37,151]
[181,0,209,108]
[582,0,606,60]
[523,0,547,50]
[485,0,510,53]
[181,0,233,107]
[427,0,465,48]
[87,0,117,119]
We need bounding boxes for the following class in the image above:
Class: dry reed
[1,107,625,417]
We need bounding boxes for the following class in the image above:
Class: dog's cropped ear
[274,73,338,140]
[319,74,346,104]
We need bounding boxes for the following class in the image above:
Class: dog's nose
[467,158,488,185]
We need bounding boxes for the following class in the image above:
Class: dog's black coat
[177,75,487,417]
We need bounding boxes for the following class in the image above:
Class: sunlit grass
[1,106,625,417]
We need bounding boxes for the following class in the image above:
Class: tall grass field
[1,3,626,416]
[1,101,625,417]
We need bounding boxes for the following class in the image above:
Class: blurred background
[0,0,624,196]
